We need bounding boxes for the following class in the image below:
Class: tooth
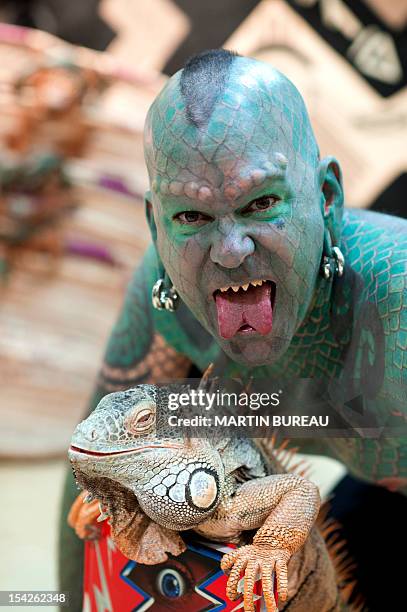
[250,280,258,287]
[220,287,228,292]
[258,280,263,286]
[242,284,249,291]
[232,286,240,292]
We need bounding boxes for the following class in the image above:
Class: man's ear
[318,156,344,245]
[144,191,157,243]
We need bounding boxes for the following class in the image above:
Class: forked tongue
[215,283,273,339]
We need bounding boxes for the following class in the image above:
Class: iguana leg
[220,474,320,612]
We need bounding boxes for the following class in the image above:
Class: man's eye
[243,196,280,214]
[174,211,212,225]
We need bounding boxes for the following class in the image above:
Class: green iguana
[68,383,354,612]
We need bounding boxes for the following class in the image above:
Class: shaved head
[144,51,320,192]
[180,49,238,128]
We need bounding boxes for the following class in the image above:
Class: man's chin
[216,332,289,367]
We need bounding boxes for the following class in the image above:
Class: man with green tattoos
[60,50,406,609]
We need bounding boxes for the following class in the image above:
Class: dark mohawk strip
[180,49,239,128]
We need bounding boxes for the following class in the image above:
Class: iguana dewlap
[68,384,324,612]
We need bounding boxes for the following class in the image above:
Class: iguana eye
[134,408,155,432]
[126,401,156,433]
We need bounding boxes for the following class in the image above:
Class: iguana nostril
[87,429,98,441]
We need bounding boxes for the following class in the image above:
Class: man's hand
[67,491,102,540]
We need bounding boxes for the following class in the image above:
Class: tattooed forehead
[150,154,288,203]
[144,56,319,200]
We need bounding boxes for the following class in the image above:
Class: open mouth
[213,279,276,340]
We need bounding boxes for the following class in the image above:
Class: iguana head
[69,385,225,531]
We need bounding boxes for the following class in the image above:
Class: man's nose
[210,220,255,269]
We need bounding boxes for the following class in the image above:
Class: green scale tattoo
[59,50,406,610]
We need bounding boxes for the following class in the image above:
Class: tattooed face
[144,57,326,366]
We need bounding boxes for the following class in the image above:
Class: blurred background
[0,0,405,608]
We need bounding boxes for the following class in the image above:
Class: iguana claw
[221,544,290,612]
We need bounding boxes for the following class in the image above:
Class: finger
[221,549,239,573]
[226,557,249,601]
[74,500,100,539]
[82,500,101,522]
[67,491,87,527]
[262,562,278,612]
[275,560,288,602]
[243,560,259,612]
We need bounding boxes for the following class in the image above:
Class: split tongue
[215,283,273,340]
